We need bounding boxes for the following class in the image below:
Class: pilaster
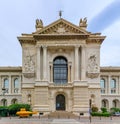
[9,75,11,94]
[36,46,41,81]
[108,75,111,94]
[74,45,79,81]
[49,62,53,83]
[68,62,72,83]
[43,45,47,81]
[81,45,86,81]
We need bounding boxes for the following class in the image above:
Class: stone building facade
[0,18,119,115]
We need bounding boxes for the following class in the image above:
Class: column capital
[81,44,86,48]
[36,45,41,48]
[68,61,72,66]
[49,62,53,66]
[74,45,80,48]
[42,45,47,49]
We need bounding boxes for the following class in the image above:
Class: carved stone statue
[79,17,87,28]
[87,55,99,73]
[35,19,43,30]
[24,55,35,73]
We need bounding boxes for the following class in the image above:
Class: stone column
[74,46,79,81]
[81,46,86,80]
[43,46,47,80]
[36,46,41,81]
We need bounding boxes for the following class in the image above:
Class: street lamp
[28,94,31,106]
[2,88,6,95]
[1,88,7,106]
[89,99,92,123]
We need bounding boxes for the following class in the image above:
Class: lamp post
[1,88,7,106]
[2,88,6,95]
[0,87,7,118]
[89,99,92,123]
[28,94,32,109]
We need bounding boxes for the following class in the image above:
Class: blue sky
[0,0,120,66]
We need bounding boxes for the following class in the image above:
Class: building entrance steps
[42,111,79,119]
[52,119,80,124]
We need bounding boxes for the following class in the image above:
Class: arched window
[53,56,68,84]
[11,99,18,104]
[100,79,105,94]
[111,79,116,94]
[3,79,9,93]
[102,100,106,107]
[101,99,109,108]
[1,99,7,106]
[14,78,19,93]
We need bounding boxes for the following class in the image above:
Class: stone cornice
[33,34,89,40]
[100,66,120,72]
[17,36,36,45]
[0,66,22,72]
[86,35,106,44]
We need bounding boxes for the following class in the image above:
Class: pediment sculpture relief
[87,53,99,78]
[23,52,35,78]
[24,55,35,72]
[37,19,86,34]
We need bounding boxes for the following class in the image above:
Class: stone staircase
[42,111,79,119]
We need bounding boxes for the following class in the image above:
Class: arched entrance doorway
[56,94,65,110]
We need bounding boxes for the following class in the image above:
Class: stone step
[42,111,79,119]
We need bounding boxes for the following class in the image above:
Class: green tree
[8,104,31,116]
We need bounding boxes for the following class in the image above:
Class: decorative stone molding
[87,72,99,79]
[23,72,35,78]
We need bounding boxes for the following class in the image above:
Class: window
[102,100,106,107]
[113,100,117,108]
[53,56,68,84]
[3,79,9,93]
[2,99,7,106]
[11,99,18,104]
[100,79,105,94]
[111,79,116,94]
[14,78,19,93]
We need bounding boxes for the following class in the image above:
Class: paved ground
[0,116,120,124]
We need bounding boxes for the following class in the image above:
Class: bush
[110,107,120,113]
[101,107,107,113]
[8,104,31,116]
[0,106,9,117]
[91,106,98,112]
[91,112,111,117]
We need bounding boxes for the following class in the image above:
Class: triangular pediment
[34,18,89,35]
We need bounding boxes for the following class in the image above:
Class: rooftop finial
[59,10,63,18]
